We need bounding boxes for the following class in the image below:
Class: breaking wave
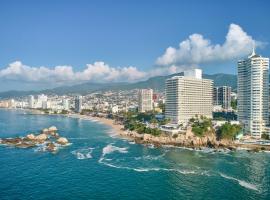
[102,144,128,156]
[220,173,259,191]
[71,147,94,160]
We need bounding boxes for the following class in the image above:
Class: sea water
[0,109,269,200]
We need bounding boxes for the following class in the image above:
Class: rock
[46,142,57,152]
[48,126,58,132]
[35,134,47,142]
[56,137,69,145]
[26,134,36,140]
[42,128,49,134]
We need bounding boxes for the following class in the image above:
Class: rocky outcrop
[0,126,70,153]
[35,134,48,142]
[56,137,69,145]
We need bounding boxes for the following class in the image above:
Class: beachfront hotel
[165,69,213,124]
[138,89,153,112]
[237,49,269,137]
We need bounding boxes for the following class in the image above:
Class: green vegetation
[123,111,164,136]
[158,102,165,113]
[261,133,270,140]
[124,120,161,136]
[231,99,237,110]
[80,109,93,115]
[60,110,69,114]
[216,122,242,140]
[190,116,213,137]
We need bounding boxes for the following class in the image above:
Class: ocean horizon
[0,109,269,200]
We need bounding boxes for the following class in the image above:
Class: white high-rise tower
[237,49,269,137]
[138,89,153,112]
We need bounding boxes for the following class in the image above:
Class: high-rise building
[237,49,269,137]
[62,99,70,110]
[75,96,82,113]
[138,89,153,112]
[28,95,35,108]
[165,69,213,124]
[213,86,231,110]
[36,94,48,108]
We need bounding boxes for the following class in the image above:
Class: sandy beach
[67,114,132,139]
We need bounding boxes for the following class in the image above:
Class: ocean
[0,109,269,200]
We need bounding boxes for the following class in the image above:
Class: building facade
[237,50,269,137]
[213,86,231,110]
[165,69,213,124]
[138,89,153,112]
[75,95,82,113]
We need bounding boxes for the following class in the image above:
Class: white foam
[102,144,128,156]
[128,141,135,145]
[134,153,166,161]
[71,147,94,160]
[220,173,259,191]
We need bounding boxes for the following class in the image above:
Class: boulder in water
[56,137,69,145]
[48,126,58,132]
[26,134,36,140]
[35,134,47,142]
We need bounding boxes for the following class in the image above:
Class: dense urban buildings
[213,86,231,110]
[165,69,213,124]
[237,49,269,137]
[138,89,153,112]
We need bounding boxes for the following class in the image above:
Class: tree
[191,116,213,137]
[216,122,242,140]
[261,133,270,140]
[231,99,237,110]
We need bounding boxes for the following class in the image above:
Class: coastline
[4,109,270,152]
[66,113,270,152]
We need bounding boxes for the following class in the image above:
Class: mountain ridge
[0,73,237,98]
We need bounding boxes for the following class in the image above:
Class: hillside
[0,73,237,98]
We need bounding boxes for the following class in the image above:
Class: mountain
[0,73,237,98]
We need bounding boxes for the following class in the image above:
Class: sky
[0,0,270,91]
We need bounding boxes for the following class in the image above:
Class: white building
[36,94,48,109]
[165,69,213,124]
[28,95,35,108]
[237,49,269,137]
[138,89,153,112]
[75,95,82,113]
[62,99,70,110]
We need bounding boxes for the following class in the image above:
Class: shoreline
[3,109,270,152]
[66,113,270,152]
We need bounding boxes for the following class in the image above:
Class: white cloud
[156,24,264,67]
[0,23,266,88]
[0,61,147,84]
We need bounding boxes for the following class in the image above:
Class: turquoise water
[0,109,269,200]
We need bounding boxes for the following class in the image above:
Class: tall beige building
[138,89,153,112]
[165,69,213,124]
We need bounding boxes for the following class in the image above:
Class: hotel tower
[165,69,213,124]
[237,49,269,137]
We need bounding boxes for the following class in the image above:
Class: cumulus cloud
[0,23,265,88]
[156,24,264,67]
[0,61,147,84]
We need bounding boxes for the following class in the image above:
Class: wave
[99,160,198,175]
[134,153,166,161]
[102,144,128,156]
[71,147,94,160]
[220,173,259,191]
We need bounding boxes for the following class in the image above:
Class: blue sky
[0,0,270,91]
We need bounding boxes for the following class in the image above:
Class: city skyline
[0,0,270,91]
